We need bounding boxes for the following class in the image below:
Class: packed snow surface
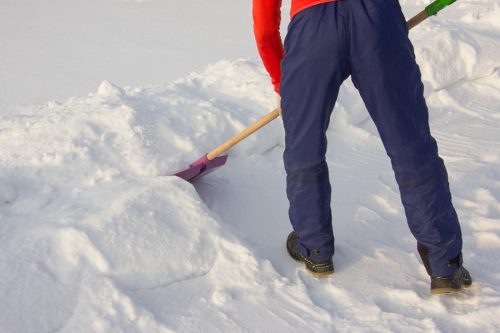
[1,0,500,332]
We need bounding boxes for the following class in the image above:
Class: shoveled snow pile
[1,0,500,332]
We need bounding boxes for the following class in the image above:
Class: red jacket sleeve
[252,0,285,94]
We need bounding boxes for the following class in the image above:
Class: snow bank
[0,59,283,332]
[397,0,500,95]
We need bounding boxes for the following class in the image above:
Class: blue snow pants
[280,0,463,276]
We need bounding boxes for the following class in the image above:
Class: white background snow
[1,0,500,332]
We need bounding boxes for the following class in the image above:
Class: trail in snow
[0,0,500,332]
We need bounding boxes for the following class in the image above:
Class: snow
[0,0,256,114]
[1,0,500,332]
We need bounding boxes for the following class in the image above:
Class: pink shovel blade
[174,155,228,182]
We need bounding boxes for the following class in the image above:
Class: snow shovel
[174,0,457,182]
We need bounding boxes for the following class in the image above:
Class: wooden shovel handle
[407,0,457,30]
[207,108,281,160]
[407,10,429,30]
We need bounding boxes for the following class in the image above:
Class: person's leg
[348,0,463,277]
[280,2,350,263]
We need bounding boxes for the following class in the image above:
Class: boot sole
[431,283,472,294]
[310,270,334,278]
